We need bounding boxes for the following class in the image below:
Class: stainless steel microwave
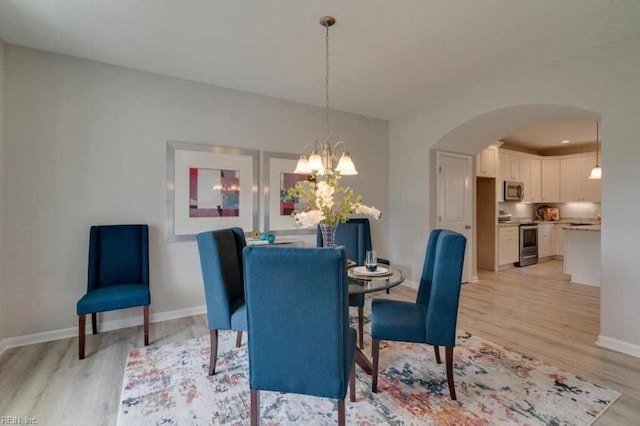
[504,181,524,201]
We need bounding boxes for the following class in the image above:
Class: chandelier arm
[333,141,347,158]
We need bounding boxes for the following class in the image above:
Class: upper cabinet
[476,146,497,178]
[541,159,560,202]
[560,154,601,202]
[496,149,600,204]
[520,158,541,202]
[501,153,521,182]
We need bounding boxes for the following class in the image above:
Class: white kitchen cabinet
[520,158,542,202]
[541,159,560,202]
[501,153,521,182]
[498,226,519,266]
[560,155,601,202]
[476,146,497,178]
[538,224,554,258]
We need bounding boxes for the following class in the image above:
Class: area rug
[117,322,620,425]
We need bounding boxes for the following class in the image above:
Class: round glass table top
[347,264,404,295]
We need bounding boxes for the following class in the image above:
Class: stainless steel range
[516,223,538,267]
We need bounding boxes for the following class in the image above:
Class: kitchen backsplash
[499,201,600,220]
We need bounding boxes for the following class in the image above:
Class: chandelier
[294,16,357,176]
[588,121,602,179]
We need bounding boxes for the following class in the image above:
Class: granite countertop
[563,224,601,232]
[498,218,601,228]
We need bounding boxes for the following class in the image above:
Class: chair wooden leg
[236,331,243,348]
[445,346,456,401]
[349,357,356,402]
[143,306,150,346]
[434,345,442,364]
[357,306,364,349]
[337,399,345,426]
[250,390,260,426]
[78,315,86,360]
[371,338,380,392]
[91,313,98,335]
[209,330,218,375]
[385,288,390,294]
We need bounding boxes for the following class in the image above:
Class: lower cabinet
[538,224,554,258]
[498,226,519,266]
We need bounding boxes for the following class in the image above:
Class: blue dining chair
[244,246,357,426]
[370,229,466,400]
[196,227,247,375]
[76,224,150,359]
[317,222,366,348]
[317,218,392,348]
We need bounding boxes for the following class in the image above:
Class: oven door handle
[520,225,538,230]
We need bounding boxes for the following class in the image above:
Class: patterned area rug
[117,322,620,425]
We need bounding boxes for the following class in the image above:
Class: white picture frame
[263,151,316,235]
[167,141,259,241]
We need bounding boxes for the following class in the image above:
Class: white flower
[294,210,325,228]
[355,204,382,220]
[315,181,335,209]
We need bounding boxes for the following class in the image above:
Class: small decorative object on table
[285,173,381,247]
[259,232,267,241]
[267,234,276,243]
[251,230,260,239]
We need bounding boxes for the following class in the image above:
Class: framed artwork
[167,141,259,241]
[263,151,316,235]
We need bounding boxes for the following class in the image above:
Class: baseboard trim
[596,334,640,358]
[399,280,418,290]
[0,305,207,356]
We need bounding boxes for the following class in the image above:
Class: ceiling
[1,1,639,120]
[501,120,599,150]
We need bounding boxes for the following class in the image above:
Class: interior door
[436,151,473,283]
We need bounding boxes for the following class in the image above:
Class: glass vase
[320,223,338,248]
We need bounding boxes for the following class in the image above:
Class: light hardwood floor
[1,260,638,424]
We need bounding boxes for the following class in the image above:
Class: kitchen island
[563,224,601,286]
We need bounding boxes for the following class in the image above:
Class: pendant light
[294,16,358,176]
[588,121,602,180]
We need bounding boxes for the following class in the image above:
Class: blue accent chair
[317,218,390,349]
[76,225,150,360]
[370,229,466,400]
[244,247,357,426]
[196,227,247,375]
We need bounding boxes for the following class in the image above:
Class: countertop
[563,224,601,232]
[498,219,601,228]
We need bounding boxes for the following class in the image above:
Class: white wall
[0,40,5,343]
[389,35,640,351]
[2,45,388,339]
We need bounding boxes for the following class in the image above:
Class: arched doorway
[430,103,601,280]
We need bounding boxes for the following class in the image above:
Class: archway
[430,103,601,280]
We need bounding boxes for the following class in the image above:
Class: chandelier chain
[325,23,330,140]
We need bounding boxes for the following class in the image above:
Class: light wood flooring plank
[0,260,637,424]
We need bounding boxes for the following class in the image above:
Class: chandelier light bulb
[335,152,358,175]
[293,155,311,174]
[307,151,325,173]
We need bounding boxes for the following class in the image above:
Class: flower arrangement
[284,173,381,228]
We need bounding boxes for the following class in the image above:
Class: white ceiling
[1,1,639,120]
[502,120,599,150]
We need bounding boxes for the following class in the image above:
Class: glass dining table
[347,264,404,374]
